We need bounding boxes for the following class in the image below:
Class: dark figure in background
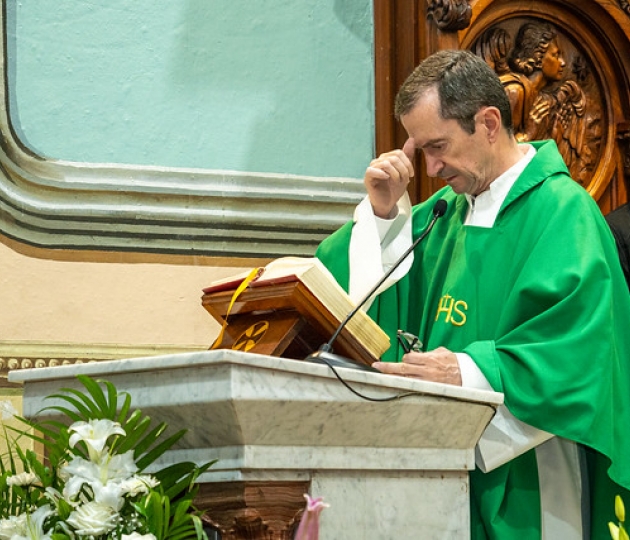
[606,202,630,290]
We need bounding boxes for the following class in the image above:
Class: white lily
[62,450,138,502]
[91,480,125,511]
[68,419,125,461]
[102,451,139,483]
[61,456,100,501]
[5,505,53,540]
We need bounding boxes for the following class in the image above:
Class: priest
[316,49,630,539]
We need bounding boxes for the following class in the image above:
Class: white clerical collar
[464,144,536,228]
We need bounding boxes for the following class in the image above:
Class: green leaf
[171,500,190,525]
[154,461,212,500]
[40,402,87,423]
[116,391,133,424]
[139,492,167,540]
[23,450,51,486]
[115,416,152,454]
[162,496,172,539]
[9,417,61,441]
[166,509,209,540]
[133,422,169,457]
[56,498,73,520]
[105,378,120,418]
[76,375,111,415]
[120,409,145,436]
[64,389,101,417]
[192,515,209,540]
[136,430,187,471]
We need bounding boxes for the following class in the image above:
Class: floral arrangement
[610,495,629,540]
[0,375,213,540]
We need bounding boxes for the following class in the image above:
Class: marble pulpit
[10,350,502,539]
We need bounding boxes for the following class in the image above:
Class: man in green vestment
[315,50,630,539]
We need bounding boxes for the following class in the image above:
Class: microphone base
[304,349,379,373]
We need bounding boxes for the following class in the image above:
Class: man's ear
[477,106,502,142]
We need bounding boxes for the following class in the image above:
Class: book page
[257,257,325,280]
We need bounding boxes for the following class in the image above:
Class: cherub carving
[475,22,600,184]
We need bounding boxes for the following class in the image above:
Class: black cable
[320,358,425,402]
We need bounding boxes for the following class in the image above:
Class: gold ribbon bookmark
[210,267,263,350]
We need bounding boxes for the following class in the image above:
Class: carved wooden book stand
[202,280,379,368]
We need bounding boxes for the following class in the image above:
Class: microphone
[305,198,448,371]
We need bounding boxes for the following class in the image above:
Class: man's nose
[424,155,444,178]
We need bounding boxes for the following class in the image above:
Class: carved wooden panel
[196,481,309,540]
[374,0,630,213]
[472,21,602,187]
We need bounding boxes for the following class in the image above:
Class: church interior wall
[0,0,375,385]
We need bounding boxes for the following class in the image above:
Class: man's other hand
[373,346,462,386]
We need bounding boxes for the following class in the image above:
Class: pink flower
[294,494,329,540]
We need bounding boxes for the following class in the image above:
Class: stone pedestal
[11,350,502,539]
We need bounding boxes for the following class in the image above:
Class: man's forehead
[401,96,461,147]
[401,91,440,126]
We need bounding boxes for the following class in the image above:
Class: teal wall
[7,1,375,178]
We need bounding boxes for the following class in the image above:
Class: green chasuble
[315,140,630,539]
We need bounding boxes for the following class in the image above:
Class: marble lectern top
[10,350,503,480]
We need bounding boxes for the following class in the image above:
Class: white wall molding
[0,340,205,387]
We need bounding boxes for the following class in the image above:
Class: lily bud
[617,495,626,523]
[610,522,620,540]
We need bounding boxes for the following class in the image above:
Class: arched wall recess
[0,3,365,258]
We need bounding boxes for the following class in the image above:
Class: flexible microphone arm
[306,198,448,371]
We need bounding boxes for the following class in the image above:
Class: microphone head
[433,199,447,217]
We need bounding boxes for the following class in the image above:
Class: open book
[202,257,390,363]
